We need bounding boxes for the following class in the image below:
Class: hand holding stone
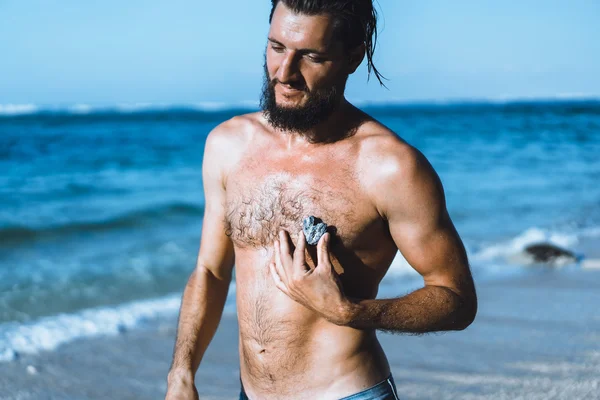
[270,229,351,325]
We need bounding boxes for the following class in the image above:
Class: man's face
[261,2,351,133]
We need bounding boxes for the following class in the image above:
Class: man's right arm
[166,125,236,399]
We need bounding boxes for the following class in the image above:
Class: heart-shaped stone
[302,216,328,245]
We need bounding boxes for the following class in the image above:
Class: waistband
[239,374,399,400]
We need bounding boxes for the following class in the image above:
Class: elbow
[454,309,476,331]
[454,293,478,331]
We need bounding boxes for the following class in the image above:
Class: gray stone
[302,216,327,245]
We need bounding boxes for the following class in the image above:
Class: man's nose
[276,52,300,84]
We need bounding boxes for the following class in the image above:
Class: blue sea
[1,100,599,361]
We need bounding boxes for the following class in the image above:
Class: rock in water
[524,243,577,265]
[303,216,327,245]
[582,259,600,270]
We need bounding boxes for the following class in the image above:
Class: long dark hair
[269,0,387,87]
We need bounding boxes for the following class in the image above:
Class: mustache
[270,78,308,92]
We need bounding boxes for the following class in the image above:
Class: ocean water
[1,101,599,361]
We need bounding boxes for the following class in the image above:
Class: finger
[269,262,289,294]
[279,230,292,255]
[269,261,279,282]
[278,230,295,268]
[273,239,288,282]
[269,261,281,286]
[293,230,309,274]
[317,232,332,272]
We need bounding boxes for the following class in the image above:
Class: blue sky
[1,0,599,105]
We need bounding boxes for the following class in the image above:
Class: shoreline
[1,268,599,399]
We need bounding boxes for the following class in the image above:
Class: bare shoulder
[204,112,264,180]
[205,112,262,154]
[354,118,444,219]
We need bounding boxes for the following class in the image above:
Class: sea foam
[0,284,238,363]
[471,227,580,264]
[0,295,181,362]
[0,102,260,118]
[0,104,39,116]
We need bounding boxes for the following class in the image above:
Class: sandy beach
[1,265,599,400]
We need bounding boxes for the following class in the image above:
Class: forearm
[343,285,476,334]
[168,266,231,381]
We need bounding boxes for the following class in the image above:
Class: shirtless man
[166,1,477,399]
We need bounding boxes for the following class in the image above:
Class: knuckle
[291,275,303,287]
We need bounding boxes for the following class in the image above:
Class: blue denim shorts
[239,374,399,400]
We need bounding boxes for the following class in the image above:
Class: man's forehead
[268,3,341,52]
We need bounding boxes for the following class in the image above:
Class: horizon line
[1,95,600,117]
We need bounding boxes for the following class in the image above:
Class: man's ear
[347,43,366,74]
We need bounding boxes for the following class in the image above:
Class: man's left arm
[343,147,477,333]
[271,145,477,334]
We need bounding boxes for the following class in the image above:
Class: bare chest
[225,170,362,249]
[224,144,397,296]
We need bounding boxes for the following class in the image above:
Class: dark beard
[260,64,344,134]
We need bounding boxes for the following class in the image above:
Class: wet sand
[1,268,599,400]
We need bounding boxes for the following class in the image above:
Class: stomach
[234,250,391,399]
